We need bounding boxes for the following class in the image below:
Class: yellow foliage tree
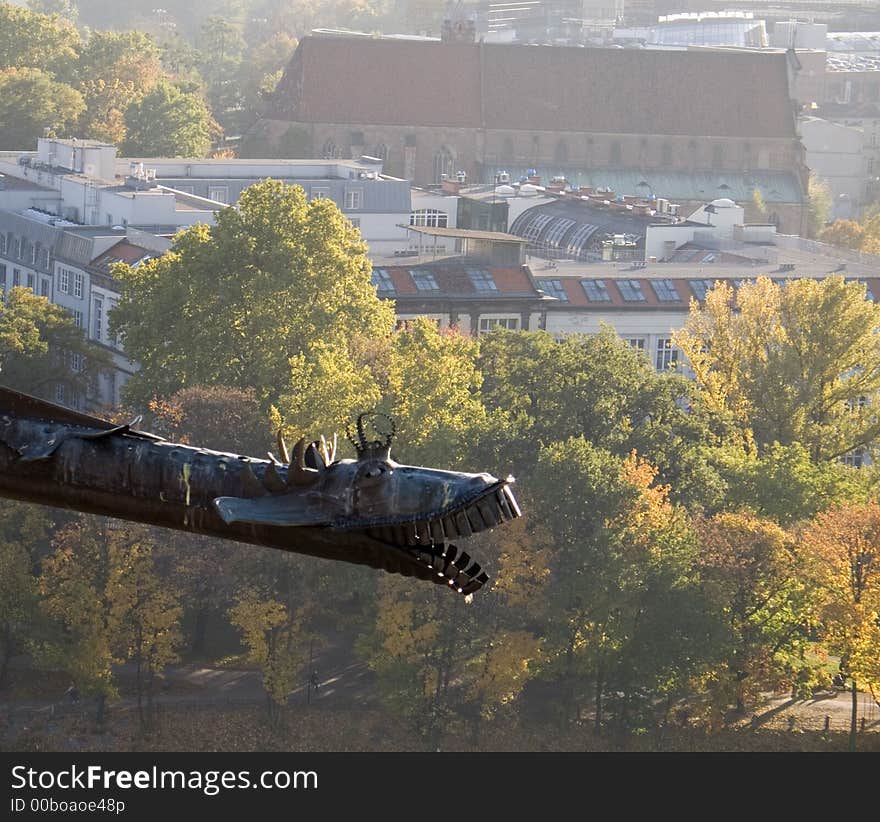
[674,276,880,461]
[229,592,308,728]
[801,502,880,750]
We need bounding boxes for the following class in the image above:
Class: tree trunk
[191,607,208,657]
[594,667,604,732]
[849,678,858,752]
[95,692,106,725]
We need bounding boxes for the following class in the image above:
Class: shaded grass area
[4,703,878,753]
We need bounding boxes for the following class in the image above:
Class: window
[11,237,21,258]
[650,279,681,302]
[58,268,70,293]
[410,209,448,228]
[537,278,568,301]
[0,263,5,284]
[410,270,439,292]
[39,248,49,270]
[26,273,35,291]
[479,317,519,334]
[39,277,50,298]
[12,269,20,287]
[371,268,395,295]
[617,279,646,302]
[92,296,104,342]
[689,279,715,301]
[656,338,679,370]
[0,234,6,254]
[72,309,83,328]
[73,272,84,299]
[544,217,576,247]
[207,185,228,204]
[55,383,65,404]
[433,148,454,183]
[344,189,363,210]
[70,352,82,373]
[310,188,329,200]
[467,269,498,292]
[581,279,611,302]
[627,338,646,350]
[840,447,866,468]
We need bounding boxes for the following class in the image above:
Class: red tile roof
[274,37,797,139]
[89,241,152,275]
[377,264,540,298]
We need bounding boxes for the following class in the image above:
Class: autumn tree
[384,319,489,468]
[819,219,865,250]
[229,589,309,728]
[807,174,833,238]
[0,67,84,148]
[76,30,164,144]
[0,286,110,402]
[696,512,817,714]
[675,277,880,462]
[528,440,718,732]
[801,502,880,750]
[38,518,136,722]
[112,534,183,732]
[111,179,395,410]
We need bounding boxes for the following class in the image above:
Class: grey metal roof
[487,167,804,204]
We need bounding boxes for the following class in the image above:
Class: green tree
[122,80,217,157]
[0,501,51,689]
[111,179,395,409]
[0,286,110,402]
[0,67,84,148]
[675,276,880,462]
[0,3,80,76]
[478,328,724,508]
[807,174,832,238]
[749,187,768,222]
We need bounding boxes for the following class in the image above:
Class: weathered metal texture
[0,387,521,596]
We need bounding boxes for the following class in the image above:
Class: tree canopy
[111,179,395,410]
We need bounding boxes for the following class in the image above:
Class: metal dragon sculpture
[0,386,521,596]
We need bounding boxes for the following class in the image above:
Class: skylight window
[617,279,646,302]
[581,279,611,302]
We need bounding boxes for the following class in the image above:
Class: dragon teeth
[454,511,472,538]
[430,518,445,543]
[503,485,522,517]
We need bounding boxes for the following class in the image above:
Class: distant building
[799,117,867,218]
[259,36,808,233]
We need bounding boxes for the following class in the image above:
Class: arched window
[609,141,622,166]
[553,139,568,165]
[433,147,454,183]
[410,209,449,228]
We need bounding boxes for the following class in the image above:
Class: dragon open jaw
[362,482,522,596]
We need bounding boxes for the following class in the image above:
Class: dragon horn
[287,437,319,487]
[277,430,291,464]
